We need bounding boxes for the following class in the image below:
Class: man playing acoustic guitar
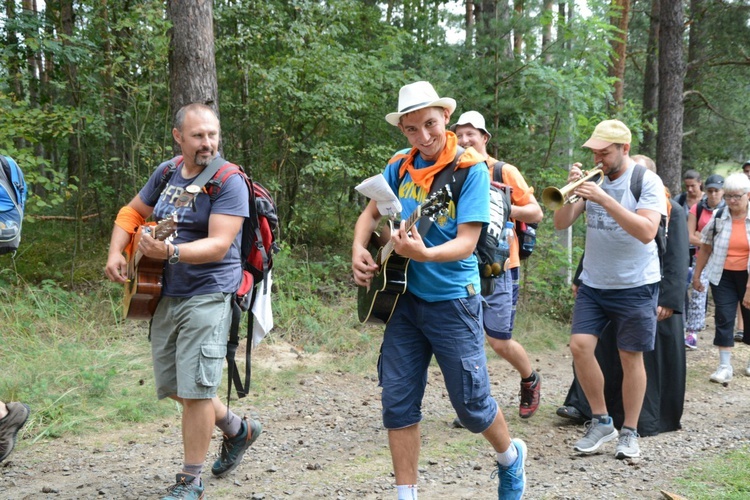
[105,103,260,500]
[352,81,527,500]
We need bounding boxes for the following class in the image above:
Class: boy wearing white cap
[352,82,527,500]
[451,111,544,419]
[553,119,666,460]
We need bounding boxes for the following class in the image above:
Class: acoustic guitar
[357,188,450,324]
[123,215,177,320]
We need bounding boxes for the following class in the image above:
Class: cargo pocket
[461,353,490,404]
[197,343,227,387]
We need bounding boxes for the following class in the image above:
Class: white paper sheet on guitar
[355,174,402,217]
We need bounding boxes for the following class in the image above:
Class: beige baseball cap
[582,119,632,149]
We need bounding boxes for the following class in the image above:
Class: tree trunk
[609,0,631,111]
[167,0,219,154]
[656,0,685,194]
[682,0,706,172]
[465,0,475,49]
[542,0,554,63]
[640,0,659,158]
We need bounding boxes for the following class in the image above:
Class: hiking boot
[211,417,262,477]
[709,364,733,384]
[556,405,586,425]
[684,333,698,350]
[0,402,30,462]
[734,331,744,342]
[518,371,541,419]
[161,473,204,500]
[573,417,618,453]
[492,438,527,500]
[452,417,466,429]
[615,430,640,459]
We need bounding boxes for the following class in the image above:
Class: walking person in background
[105,103,261,500]
[692,172,750,383]
[352,81,527,500]
[675,170,704,215]
[684,174,725,349]
[451,110,544,420]
[558,154,688,436]
[0,401,30,463]
[742,160,750,178]
[552,120,666,459]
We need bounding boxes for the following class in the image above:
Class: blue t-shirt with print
[138,160,249,297]
[383,150,489,302]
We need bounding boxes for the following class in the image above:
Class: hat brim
[582,137,613,150]
[705,183,723,189]
[449,122,492,139]
[385,98,456,126]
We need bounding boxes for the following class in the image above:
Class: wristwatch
[168,244,180,264]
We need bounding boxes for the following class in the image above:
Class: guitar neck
[378,205,423,266]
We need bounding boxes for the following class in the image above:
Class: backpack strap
[712,205,725,240]
[412,147,466,237]
[630,163,645,201]
[492,161,506,183]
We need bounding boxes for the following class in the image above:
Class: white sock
[496,442,518,467]
[396,484,418,499]
[720,350,731,366]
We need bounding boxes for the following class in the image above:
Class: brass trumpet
[541,165,604,210]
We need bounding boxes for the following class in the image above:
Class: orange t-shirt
[488,157,535,270]
[724,218,749,271]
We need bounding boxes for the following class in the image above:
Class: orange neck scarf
[397,131,485,191]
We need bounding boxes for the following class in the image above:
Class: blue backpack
[0,155,27,255]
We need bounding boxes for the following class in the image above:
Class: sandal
[556,405,586,424]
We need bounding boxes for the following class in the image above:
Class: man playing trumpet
[553,120,666,460]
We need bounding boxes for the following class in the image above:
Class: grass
[674,447,750,499]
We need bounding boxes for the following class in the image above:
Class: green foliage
[519,217,584,323]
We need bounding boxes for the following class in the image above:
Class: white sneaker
[709,364,733,384]
[745,361,750,377]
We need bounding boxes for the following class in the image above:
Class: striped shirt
[699,205,750,285]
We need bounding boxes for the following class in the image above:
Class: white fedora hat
[450,110,491,139]
[385,81,456,126]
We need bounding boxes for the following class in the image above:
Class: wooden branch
[33,213,101,221]
[683,90,745,125]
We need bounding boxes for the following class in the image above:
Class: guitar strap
[417,147,465,237]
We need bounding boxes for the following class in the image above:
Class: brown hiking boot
[519,372,541,419]
[0,402,30,462]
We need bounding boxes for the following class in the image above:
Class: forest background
[1,0,750,459]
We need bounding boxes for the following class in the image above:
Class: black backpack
[493,162,538,260]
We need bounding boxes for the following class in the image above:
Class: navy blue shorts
[378,292,498,433]
[571,283,658,352]
[484,267,519,340]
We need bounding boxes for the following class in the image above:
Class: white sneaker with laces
[709,364,733,384]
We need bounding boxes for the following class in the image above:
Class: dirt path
[2,337,750,499]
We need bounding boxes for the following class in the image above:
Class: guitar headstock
[420,186,451,219]
[151,213,178,241]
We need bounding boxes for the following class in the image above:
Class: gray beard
[194,151,214,167]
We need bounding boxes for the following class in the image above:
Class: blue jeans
[710,269,750,347]
[378,291,498,433]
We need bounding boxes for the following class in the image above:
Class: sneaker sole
[573,428,618,453]
[0,403,30,462]
[615,447,640,459]
[685,343,697,350]
[513,438,527,497]
[212,419,263,478]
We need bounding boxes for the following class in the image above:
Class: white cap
[450,110,491,138]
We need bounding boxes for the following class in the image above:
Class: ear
[622,143,631,155]
[443,108,451,124]
[172,127,182,145]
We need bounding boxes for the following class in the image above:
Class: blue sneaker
[211,417,262,477]
[161,473,204,500]
[493,438,527,499]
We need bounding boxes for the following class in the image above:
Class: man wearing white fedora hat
[353,81,527,500]
[451,111,544,420]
